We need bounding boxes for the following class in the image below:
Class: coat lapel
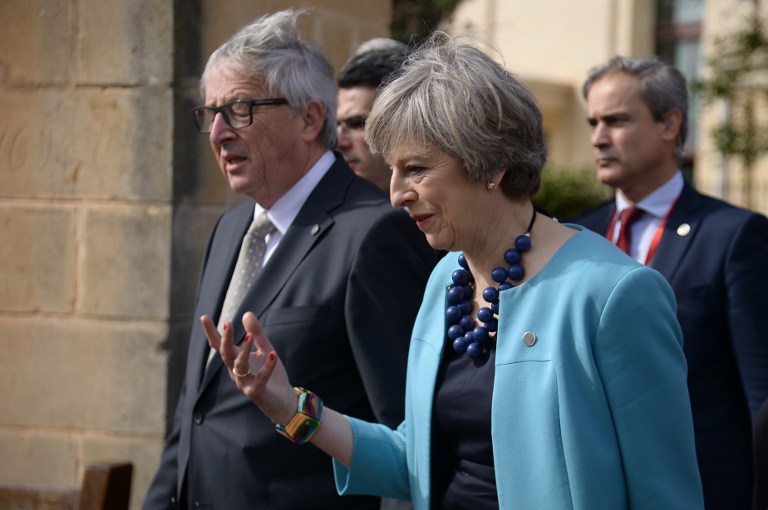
[649,182,701,281]
[200,158,352,389]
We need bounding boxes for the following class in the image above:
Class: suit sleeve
[725,212,768,420]
[344,208,437,428]
[596,266,704,509]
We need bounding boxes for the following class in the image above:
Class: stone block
[82,435,165,510]
[0,317,168,435]
[310,0,390,21]
[78,0,172,85]
[0,205,76,312]
[0,0,71,84]
[79,205,171,318]
[0,431,78,486]
[0,88,172,201]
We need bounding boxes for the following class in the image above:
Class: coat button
[194,412,203,424]
[522,331,537,347]
[311,224,321,235]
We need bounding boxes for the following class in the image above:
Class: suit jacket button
[194,412,203,424]
[522,331,537,347]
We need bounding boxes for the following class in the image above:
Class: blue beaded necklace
[446,208,537,359]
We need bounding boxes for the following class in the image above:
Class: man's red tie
[616,207,644,255]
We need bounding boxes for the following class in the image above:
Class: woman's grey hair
[200,9,338,149]
[364,31,547,198]
[583,56,689,150]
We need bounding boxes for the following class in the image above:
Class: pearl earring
[486,181,497,190]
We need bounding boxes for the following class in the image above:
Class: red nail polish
[245,333,251,342]
[223,322,228,332]
[269,352,276,361]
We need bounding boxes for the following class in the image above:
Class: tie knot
[620,206,644,227]
[248,212,275,239]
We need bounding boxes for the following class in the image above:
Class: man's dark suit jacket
[144,156,439,509]
[573,181,768,510]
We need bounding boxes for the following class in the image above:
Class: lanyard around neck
[605,197,679,265]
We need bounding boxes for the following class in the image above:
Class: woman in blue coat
[204,31,704,509]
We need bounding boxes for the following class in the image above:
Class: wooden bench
[0,462,133,510]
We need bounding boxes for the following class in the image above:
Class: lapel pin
[311,224,321,235]
[676,223,691,237]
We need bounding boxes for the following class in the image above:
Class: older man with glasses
[143,9,438,510]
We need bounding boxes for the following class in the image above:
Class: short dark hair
[337,38,408,89]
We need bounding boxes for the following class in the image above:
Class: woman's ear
[492,167,508,188]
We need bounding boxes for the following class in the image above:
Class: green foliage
[391,0,465,44]
[695,4,768,171]
[533,165,612,220]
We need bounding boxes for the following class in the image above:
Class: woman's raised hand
[201,311,297,426]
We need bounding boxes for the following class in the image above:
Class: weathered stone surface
[78,0,172,85]
[0,316,168,434]
[79,205,171,318]
[0,205,76,312]
[0,89,172,201]
[0,0,71,84]
[0,432,78,486]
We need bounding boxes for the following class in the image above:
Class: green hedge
[533,165,612,221]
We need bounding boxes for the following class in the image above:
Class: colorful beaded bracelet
[275,387,323,444]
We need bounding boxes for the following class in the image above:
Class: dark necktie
[616,207,644,255]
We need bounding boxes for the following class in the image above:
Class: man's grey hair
[201,9,338,149]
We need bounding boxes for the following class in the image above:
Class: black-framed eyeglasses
[337,115,367,132]
[193,98,289,133]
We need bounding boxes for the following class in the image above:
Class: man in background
[574,55,768,509]
[144,10,437,509]
[336,38,408,194]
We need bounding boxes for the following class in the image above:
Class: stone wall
[0,1,391,508]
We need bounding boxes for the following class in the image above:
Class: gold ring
[232,367,251,378]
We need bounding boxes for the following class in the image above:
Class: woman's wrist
[275,387,323,444]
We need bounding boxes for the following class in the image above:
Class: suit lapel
[239,162,349,326]
[200,158,352,389]
[649,182,701,281]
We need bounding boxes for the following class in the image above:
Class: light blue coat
[334,227,704,509]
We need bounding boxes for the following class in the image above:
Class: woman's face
[389,145,488,253]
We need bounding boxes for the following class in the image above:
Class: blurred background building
[0,1,765,508]
[448,0,768,214]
